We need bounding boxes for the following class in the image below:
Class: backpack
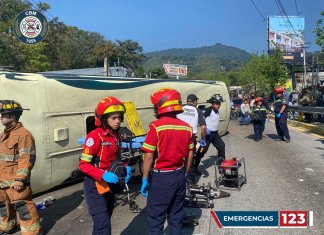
[108,152,127,194]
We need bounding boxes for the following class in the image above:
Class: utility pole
[104,57,109,76]
[302,47,307,88]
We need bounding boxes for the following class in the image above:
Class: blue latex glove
[276,113,282,118]
[206,128,210,136]
[141,178,149,197]
[200,139,206,147]
[102,171,118,184]
[125,166,132,184]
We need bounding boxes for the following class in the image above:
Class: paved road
[14,119,324,235]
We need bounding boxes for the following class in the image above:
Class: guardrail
[288,106,324,115]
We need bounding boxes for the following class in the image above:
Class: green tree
[19,42,50,72]
[115,40,144,71]
[240,49,288,95]
[314,11,324,53]
[147,68,167,79]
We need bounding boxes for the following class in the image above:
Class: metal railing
[288,106,324,115]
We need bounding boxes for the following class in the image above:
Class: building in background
[268,16,305,65]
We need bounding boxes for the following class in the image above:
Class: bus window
[86,116,96,134]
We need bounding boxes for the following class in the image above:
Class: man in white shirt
[177,94,206,175]
[194,94,226,175]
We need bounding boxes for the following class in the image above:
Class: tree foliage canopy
[314,11,324,53]
[241,49,288,95]
[0,0,144,72]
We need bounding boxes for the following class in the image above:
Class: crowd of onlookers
[231,85,324,124]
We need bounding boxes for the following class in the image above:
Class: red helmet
[95,97,126,126]
[255,97,263,102]
[150,87,183,115]
[274,86,285,94]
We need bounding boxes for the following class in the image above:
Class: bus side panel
[0,73,50,193]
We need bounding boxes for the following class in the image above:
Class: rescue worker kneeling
[0,100,42,235]
[79,97,132,235]
[141,88,194,235]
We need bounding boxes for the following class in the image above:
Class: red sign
[279,211,308,227]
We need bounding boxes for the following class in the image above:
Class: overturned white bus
[0,72,230,193]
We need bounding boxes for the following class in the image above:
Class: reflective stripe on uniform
[0,180,15,188]
[80,153,93,162]
[156,125,192,132]
[0,220,16,232]
[19,147,35,156]
[189,143,194,149]
[0,219,16,231]
[142,143,156,151]
[16,168,29,176]
[21,221,41,233]
[0,154,19,162]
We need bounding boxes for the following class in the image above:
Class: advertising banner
[268,16,305,64]
[163,64,187,77]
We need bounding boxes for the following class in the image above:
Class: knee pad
[14,201,31,221]
[0,202,7,217]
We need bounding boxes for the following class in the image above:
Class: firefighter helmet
[274,86,285,93]
[207,94,224,103]
[255,97,263,102]
[150,87,183,115]
[0,100,28,114]
[95,97,126,127]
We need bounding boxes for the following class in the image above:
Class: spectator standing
[240,98,251,125]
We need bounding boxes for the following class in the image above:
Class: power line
[275,0,296,33]
[250,0,266,21]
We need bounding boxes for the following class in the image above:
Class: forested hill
[143,43,251,77]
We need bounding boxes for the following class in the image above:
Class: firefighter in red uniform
[0,100,42,235]
[79,97,131,235]
[141,88,194,235]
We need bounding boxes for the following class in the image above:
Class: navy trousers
[146,168,186,235]
[83,176,115,235]
[194,131,225,169]
[275,113,290,140]
[253,119,265,140]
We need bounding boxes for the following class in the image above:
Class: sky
[41,0,323,53]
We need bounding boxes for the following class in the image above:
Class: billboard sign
[163,64,187,77]
[268,16,305,64]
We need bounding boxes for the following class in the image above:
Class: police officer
[0,100,42,235]
[274,87,290,143]
[176,94,206,175]
[141,88,194,235]
[79,97,132,235]
[251,97,267,142]
[194,94,226,174]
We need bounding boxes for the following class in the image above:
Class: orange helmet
[255,97,263,102]
[95,96,126,126]
[274,86,285,94]
[150,87,183,115]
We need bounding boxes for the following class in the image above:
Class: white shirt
[205,109,220,131]
[177,105,200,134]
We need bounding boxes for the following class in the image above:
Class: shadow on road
[120,209,148,235]
[39,190,84,234]
[266,133,279,140]
[315,138,324,144]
